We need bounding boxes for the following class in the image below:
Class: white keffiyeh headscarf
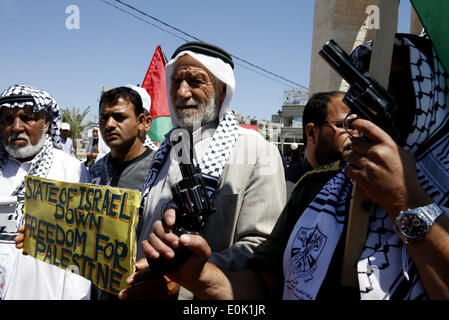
[165,50,236,128]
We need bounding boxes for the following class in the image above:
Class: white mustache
[174,98,198,108]
[9,133,30,144]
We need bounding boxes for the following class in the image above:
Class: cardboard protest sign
[22,176,141,295]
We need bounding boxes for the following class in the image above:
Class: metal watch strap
[395,203,444,243]
[419,203,444,223]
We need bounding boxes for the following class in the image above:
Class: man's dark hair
[302,91,345,146]
[99,87,146,116]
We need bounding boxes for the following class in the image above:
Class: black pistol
[148,130,216,275]
[319,39,404,145]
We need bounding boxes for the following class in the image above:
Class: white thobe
[0,149,91,300]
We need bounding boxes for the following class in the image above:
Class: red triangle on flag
[141,45,171,118]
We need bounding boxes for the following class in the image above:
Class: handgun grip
[146,228,198,276]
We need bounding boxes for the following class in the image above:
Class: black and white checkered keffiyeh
[143,135,159,152]
[0,85,61,242]
[283,169,353,300]
[355,34,449,300]
[140,109,239,208]
[0,84,62,149]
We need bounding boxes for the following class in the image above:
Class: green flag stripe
[147,116,173,143]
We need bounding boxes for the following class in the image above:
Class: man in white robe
[120,41,286,300]
[0,84,91,300]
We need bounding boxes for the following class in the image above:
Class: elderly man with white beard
[0,85,91,300]
[119,42,286,300]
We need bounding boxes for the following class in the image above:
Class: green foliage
[61,106,91,156]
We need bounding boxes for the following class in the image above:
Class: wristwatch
[394,203,444,243]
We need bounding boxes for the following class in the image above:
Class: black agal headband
[171,41,234,69]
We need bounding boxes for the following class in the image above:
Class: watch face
[397,213,429,240]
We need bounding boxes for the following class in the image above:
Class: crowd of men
[1,32,449,301]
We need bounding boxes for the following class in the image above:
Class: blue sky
[0,0,412,123]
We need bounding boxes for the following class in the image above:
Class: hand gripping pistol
[319,39,404,145]
[148,129,216,275]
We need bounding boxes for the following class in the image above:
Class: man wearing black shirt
[284,91,352,198]
[89,86,157,190]
[89,85,157,300]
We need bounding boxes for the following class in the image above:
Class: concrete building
[233,109,282,143]
[308,0,423,95]
[272,88,308,156]
[309,0,377,95]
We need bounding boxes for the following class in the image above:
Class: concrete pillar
[410,6,424,35]
[308,0,378,96]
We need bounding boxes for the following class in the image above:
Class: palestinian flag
[411,0,449,73]
[142,45,172,143]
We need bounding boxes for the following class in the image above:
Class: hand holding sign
[22,176,141,295]
[14,225,25,249]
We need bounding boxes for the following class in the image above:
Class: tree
[61,106,91,157]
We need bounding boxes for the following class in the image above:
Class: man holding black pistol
[119,41,286,300]
[141,34,449,300]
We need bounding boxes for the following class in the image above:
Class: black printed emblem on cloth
[290,225,327,281]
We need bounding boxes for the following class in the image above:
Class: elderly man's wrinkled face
[170,55,225,130]
[0,106,49,161]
